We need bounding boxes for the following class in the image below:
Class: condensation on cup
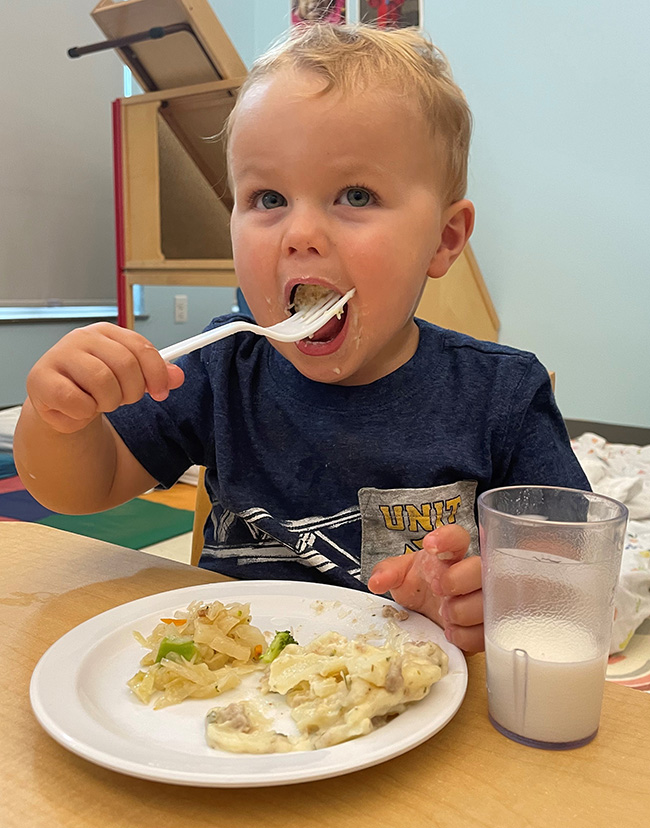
[478,486,628,750]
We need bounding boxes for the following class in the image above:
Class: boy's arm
[14,401,158,513]
[14,322,184,514]
[502,364,589,490]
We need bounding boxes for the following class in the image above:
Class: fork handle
[159,320,252,361]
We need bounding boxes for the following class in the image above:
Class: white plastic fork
[159,288,355,362]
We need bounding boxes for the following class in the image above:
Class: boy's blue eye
[254,190,287,210]
[340,188,373,207]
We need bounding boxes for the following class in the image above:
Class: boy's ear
[427,199,475,280]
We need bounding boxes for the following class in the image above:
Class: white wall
[3,2,649,429]
[0,0,121,407]
[0,1,121,310]
[0,1,253,407]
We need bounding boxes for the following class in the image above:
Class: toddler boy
[15,24,588,653]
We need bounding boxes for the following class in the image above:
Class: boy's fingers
[166,363,185,389]
[93,324,171,402]
[367,554,412,595]
[31,378,98,433]
[132,346,184,399]
[417,525,473,594]
[38,355,120,418]
[87,336,184,402]
[369,554,441,621]
[134,343,174,401]
[113,339,170,402]
[422,524,471,562]
[444,623,484,654]
[66,347,142,410]
[440,554,482,597]
[440,589,483,627]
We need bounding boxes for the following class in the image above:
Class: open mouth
[289,284,348,343]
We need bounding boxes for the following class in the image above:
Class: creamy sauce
[206,629,448,753]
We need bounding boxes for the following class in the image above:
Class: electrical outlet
[174,294,188,323]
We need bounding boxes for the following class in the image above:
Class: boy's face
[229,68,469,385]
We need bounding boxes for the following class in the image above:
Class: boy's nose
[283,207,329,257]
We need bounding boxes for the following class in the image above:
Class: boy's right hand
[26,322,184,434]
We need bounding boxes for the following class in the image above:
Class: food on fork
[206,628,449,753]
[289,283,349,344]
[290,283,337,314]
[158,287,354,361]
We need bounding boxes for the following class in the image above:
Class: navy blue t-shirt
[107,316,589,589]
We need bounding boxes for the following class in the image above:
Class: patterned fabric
[607,618,650,692]
[571,433,650,653]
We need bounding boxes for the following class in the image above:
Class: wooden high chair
[190,466,211,566]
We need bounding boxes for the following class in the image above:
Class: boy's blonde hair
[226,24,472,204]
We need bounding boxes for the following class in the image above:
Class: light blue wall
[210,1,256,66]
[253,0,290,56]
[420,1,650,427]
[135,285,237,349]
[3,2,649,429]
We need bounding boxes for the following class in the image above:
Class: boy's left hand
[367,525,484,653]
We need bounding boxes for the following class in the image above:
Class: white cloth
[178,465,201,486]
[0,405,22,450]
[571,433,650,652]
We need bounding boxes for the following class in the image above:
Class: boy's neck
[328,318,421,387]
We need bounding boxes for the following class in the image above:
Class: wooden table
[2,523,649,828]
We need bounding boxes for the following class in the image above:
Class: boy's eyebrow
[233,157,392,181]
[232,162,276,178]
[328,158,392,178]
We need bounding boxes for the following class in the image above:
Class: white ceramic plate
[30,581,467,787]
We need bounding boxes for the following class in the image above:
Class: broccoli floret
[259,630,298,663]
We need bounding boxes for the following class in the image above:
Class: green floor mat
[38,497,194,550]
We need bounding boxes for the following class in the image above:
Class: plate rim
[30,580,468,787]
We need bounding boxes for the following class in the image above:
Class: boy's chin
[267,340,353,384]
[284,349,352,384]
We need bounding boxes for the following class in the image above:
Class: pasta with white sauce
[206,627,449,753]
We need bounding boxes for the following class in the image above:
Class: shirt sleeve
[106,345,215,489]
[500,358,590,491]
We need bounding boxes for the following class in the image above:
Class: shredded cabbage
[127,599,267,709]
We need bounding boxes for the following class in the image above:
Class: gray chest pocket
[358,480,479,583]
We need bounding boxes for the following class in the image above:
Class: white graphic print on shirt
[205,503,363,578]
[202,481,478,585]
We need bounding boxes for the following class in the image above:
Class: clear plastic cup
[478,486,628,750]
